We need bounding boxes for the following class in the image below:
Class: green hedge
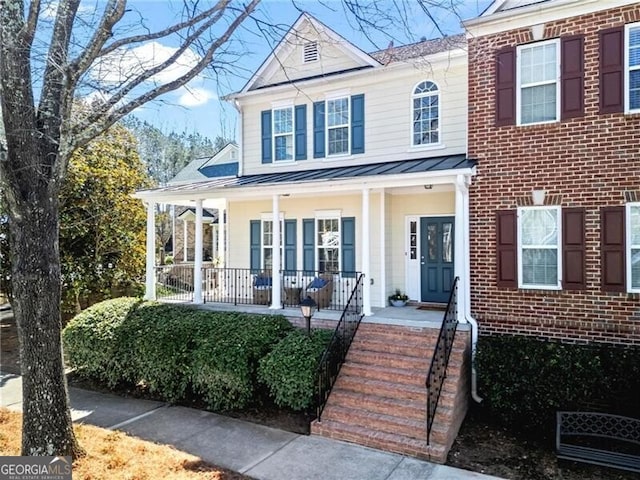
[476,335,640,437]
[191,313,294,410]
[63,298,293,408]
[258,329,334,411]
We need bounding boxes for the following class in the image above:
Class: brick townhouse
[464,0,640,345]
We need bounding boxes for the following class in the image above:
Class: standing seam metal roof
[137,155,476,195]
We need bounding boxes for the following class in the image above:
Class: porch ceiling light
[300,296,317,335]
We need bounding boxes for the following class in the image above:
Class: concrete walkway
[1,371,503,480]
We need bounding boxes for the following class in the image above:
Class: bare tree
[0,0,258,457]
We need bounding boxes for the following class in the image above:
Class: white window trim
[272,106,295,162]
[315,209,341,219]
[625,22,640,114]
[325,97,350,157]
[315,216,341,273]
[626,202,640,293]
[516,38,561,126]
[410,80,442,148]
[517,205,562,290]
[261,218,284,271]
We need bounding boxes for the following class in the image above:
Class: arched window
[412,81,439,146]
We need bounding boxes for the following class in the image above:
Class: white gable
[482,0,551,16]
[200,143,238,169]
[244,13,379,92]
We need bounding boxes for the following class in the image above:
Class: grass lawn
[0,409,251,480]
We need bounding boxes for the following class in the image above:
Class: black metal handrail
[315,273,365,421]
[425,276,459,445]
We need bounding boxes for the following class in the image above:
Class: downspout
[462,175,483,403]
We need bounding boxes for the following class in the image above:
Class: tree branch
[22,0,41,47]
[37,0,81,175]
[67,0,260,153]
[97,0,229,58]
[67,0,126,86]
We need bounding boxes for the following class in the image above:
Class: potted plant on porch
[389,289,409,307]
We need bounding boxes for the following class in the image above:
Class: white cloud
[92,42,202,85]
[177,87,217,107]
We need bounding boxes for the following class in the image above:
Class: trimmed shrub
[258,329,334,411]
[116,302,211,401]
[62,297,142,386]
[63,299,293,408]
[190,313,293,410]
[476,335,640,437]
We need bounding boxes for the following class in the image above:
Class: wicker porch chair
[252,272,272,305]
[305,273,334,309]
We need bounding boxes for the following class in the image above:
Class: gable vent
[303,41,319,63]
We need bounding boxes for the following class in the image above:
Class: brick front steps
[311,322,470,463]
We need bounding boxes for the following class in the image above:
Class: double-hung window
[412,81,439,145]
[517,39,560,124]
[326,98,349,156]
[317,218,340,272]
[262,219,283,270]
[628,204,640,291]
[518,206,561,289]
[273,107,293,161]
[627,23,640,112]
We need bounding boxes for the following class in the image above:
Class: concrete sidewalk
[1,371,503,480]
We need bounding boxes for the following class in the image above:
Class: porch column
[183,216,188,262]
[144,201,156,300]
[454,175,468,323]
[362,187,372,316]
[379,189,386,307]
[270,195,282,309]
[218,203,226,267]
[171,205,176,258]
[193,200,204,304]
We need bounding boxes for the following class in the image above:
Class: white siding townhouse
[135,13,476,319]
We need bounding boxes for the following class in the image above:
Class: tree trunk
[10,184,83,458]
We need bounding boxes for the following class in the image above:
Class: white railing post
[270,195,282,309]
[362,187,372,316]
[144,201,156,300]
[193,200,204,304]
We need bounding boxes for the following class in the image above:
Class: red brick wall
[468,4,640,345]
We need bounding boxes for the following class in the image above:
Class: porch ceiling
[134,155,477,204]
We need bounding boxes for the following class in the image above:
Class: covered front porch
[134,155,476,323]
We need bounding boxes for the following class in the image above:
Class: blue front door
[420,217,455,303]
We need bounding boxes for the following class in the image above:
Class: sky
[117,0,493,141]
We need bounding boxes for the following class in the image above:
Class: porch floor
[160,299,468,330]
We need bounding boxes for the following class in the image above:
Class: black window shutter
[495,47,516,126]
[350,95,365,154]
[284,219,297,273]
[302,218,315,275]
[313,102,325,158]
[261,110,272,163]
[341,217,356,278]
[599,27,624,114]
[561,35,585,120]
[562,208,586,290]
[250,220,261,273]
[601,206,626,292]
[496,210,517,288]
[294,105,307,161]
